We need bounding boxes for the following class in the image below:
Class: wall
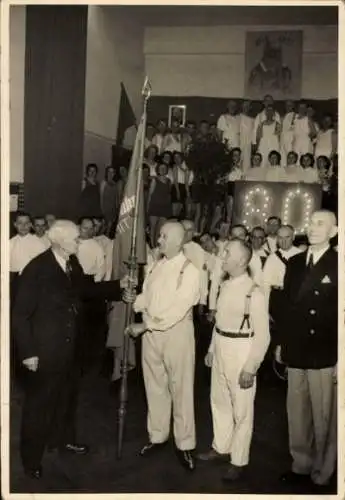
[9,6,26,182]
[144,25,338,99]
[83,6,145,174]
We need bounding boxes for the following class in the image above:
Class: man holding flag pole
[110,78,150,458]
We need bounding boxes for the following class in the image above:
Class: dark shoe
[24,466,42,479]
[139,441,168,456]
[60,443,89,455]
[222,464,245,482]
[177,449,195,471]
[280,470,310,484]
[197,448,230,462]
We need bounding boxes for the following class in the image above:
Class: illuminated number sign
[232,182,322,233]
[243,186,273,228]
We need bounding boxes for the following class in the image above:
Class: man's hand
[204,352,213,368]
[23,356,39,372]
[124,322,147,338]
[238,370,255,389]
[207,310,216,323]
[275,345,282,364]
[120,274,138,289]
[123,288,137,304]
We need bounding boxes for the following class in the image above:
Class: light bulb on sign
[282,187,314,232]
[241,186,273,229]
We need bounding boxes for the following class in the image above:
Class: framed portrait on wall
[168,105,186,127]
[245,30,303,100]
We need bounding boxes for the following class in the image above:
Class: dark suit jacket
[279,248,337,369]
[12,249,123,372]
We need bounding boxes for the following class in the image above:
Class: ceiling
[108,5,338,26]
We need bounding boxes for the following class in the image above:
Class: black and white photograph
[1,1,343,497]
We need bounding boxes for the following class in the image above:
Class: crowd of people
[80,95,338,245]
[10,204,338,492]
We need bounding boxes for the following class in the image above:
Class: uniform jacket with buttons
[12,249,122,372]
[279,248,337,369]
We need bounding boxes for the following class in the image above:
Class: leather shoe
[197,448,230,462]
[60,443,89,455]
[177,449,195,471]
[24,466,42,479]
[139,441,167,456]
[280,470,310,484]
[222,464,245,482]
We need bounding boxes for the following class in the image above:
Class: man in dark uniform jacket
[12,220,129,479]
[276,210,337,489]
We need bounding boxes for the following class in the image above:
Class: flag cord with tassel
[117,78,151,459]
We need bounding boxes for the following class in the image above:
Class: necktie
[66,259,73,278]
[307,253,314,270]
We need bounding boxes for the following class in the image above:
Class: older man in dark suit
[276,210,337,490]
[12,220,128,479]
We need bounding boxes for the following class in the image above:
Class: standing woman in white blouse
[280,100,296,167]
[256,105,281,167]
[239,100,254,174]
[314,114,337,160]
[292,101,318,161]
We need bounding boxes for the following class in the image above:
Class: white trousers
[211,333,257,466]
[142,319,196,450]
[287,367,337,485]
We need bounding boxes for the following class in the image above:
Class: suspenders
[148,257,191,290]
[238,283,257,332]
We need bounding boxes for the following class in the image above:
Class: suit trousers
[20,365,79,470]
[211,334,257,466]
[141,318,196,451]
[287,367,337,485]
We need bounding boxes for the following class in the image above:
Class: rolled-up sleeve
[242,289,270,374]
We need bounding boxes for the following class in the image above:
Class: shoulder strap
[177,258,191,289]
[239,283,257,332]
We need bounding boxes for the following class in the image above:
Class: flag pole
[117,78,151,459]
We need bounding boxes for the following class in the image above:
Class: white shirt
[228,167,243,182]
[210,273,270,374]
[306,244,330,265]
[253,109,281,145]
[245,166,267,181]
[134,252,200,331]
[265,166,286,183]
[94,235,113,281]
[183,240,209,305]
[36,234,51,250]
[249,249,269,287]
[302,167,319,184]
[217,114,240,148]
[263,246,302,300]
[10,233,46,274]
[283,165,304,183]
[263,236,278,254]
[77,238,105,282]
[151,133,165,154]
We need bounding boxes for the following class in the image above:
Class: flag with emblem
[111,82,150,280]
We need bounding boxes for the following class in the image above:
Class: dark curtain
[24,6,88,220]
[147,96,338,126]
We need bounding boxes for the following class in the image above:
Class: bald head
[222,238,253,278]
[157,221,186,258]
[307,210,337,247]
[47,220,79,257]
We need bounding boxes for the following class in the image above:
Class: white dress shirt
[263,245,302,300]
[253,109,281,145]
[134,252,200,331]
[306,245,330,265]
[77,238,105,282]
[302,167,319,184]
[217,114,241,149]
[10,233,46,274]
[210,273,270,374]
[245,166,267,181]
[52,249,68,272]
[183,240,209,305]
[263,236,278,254]
[94,235,113,281]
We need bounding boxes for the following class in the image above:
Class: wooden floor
[9,328,337,495]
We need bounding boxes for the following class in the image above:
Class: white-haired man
[12,220,128,479]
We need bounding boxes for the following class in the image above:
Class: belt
[216,327,254,339]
